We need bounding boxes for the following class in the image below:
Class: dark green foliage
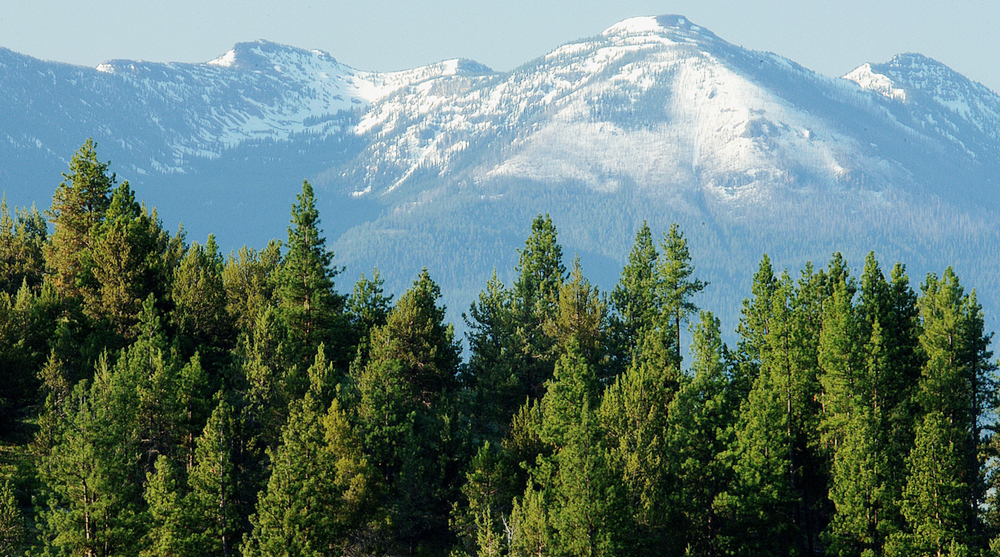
[511,213,567,398]
[657,223,707,367]
[464,271,522,440]
[35,361,147,557]
[81,182,173,341]
[0,480,26,555]
[275,180,348,374]
[511,337,625,557]
[346,268,393,364]
[665,311,734,556]
[171,236,235,362]
[7,143,1000,557]
[599,341,675,551]
[350,269,462,552]
[0,198,46,295]
[608,221,658,373]
[44,139,114,300]
[544,258,605,366]
[222,242,281,335]
[243,361,375,557]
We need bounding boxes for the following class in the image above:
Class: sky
[2,0,999,92]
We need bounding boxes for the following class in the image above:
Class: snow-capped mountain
[0,39,488,178]
[338,15,999,210]
[3,15,1000,332]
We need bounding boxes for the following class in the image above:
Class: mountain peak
[601,15,720,43]
[207,40,341,70]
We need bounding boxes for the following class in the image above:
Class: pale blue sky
[3,1,998,92]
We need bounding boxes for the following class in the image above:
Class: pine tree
[346,268,393,366]
[464,271,521,439]
[733,254,778,402]
[45,139,114,299]
[666,311,734,556]
[364,269,460,408]
[817,271,861,452]
[599,341,675,552]
[222,241,281,335]
[183,397,245,556]
[826,401,886,556]
[608,221,659,373]
[656,223,706,367]
[36,358,147,557]
[0,197,46,295]
[275,180,347,374]
[82,182,172,340]
[0,480,25,556]
[511,214,566,399]
[892,268,994,554]
[142,458,195,557]
[351,270,461,551]
[715,363,796,556]
[170,236,234,362]
[243,360,376,557]
[512,337,623,556]
[823,255,923,555]
[236,302,291,453]
[543,257,605,366]
[893,411,973,556]
[717,274,806,556]
[454,441,519,555]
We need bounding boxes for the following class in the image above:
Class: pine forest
[1,140,999,557]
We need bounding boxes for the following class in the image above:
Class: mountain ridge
[3,15,1000,335]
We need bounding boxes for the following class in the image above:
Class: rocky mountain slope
[3,15,999,334]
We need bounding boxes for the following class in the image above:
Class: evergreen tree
[817,271,861,452]
[351,269,461,551]
[599,341,676,552]
[0,479,25,556]
[45,139,114,299]
[824,255,923,555]
[222,241,281,335]
[825,403,886,557]
[666,311,733,556]
[244,352,376,557]
[346,268,393,365]
[275,180,347,374]
[142,458,196,557]
[0,197,46,295]
[181,397,251,556]
[35,358,147,557]
[892,268,994,554]
[733,254,778,401]
[511,214,566,398]
[715,363,796,556]
[0,281,58,425]
[656,223,706,367]
[454,441,519,556]
[892,411,973,556]
[82,182,172,340]
[718,275,804,556]
[543,257,605,366]
[170,236,234,363]
[464,271,521,439]
[512,338,623,557]
[608,222,659,372]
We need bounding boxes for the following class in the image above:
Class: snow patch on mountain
[602,16,664,36]
[207,49,238,68]
[843,63,907,101]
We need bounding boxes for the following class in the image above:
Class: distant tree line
[0,140,998,557]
